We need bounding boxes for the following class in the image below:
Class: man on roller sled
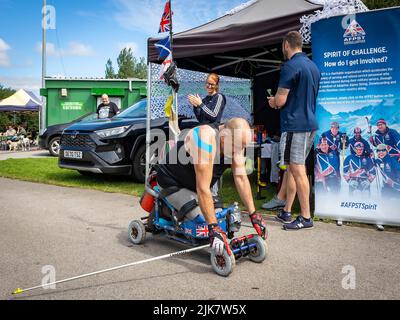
[156,117,267,257]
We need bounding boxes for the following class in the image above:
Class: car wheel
[132,144,146,183]
[48,136,61,157]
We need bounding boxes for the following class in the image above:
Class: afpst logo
[343,19,366,45]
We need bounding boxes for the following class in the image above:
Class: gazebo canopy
[0,89,42,112]
[148,0,322,78]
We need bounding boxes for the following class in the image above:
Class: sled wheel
[128,220,146,245]
[210,249,235,277]
[248,235,267,263]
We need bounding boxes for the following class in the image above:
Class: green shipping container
[40,78,147,127]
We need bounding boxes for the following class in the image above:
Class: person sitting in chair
[5,125,16,138]
[156,118,267,257]
[17,125,27,137]
[343,142,376,195]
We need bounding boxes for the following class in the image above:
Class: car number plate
[64,150,83,159]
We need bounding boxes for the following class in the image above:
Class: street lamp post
[41,0,47,134]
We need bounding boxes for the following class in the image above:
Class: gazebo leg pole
[145,63,152,181]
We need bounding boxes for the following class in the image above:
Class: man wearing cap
[375,144,400,198]
[315,137,340,192]
[349,127,373,157]
[319,122,349,157]
[370,119,400,158]
[343,142,376,195]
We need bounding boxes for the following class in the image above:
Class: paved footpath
[0,177,399,300]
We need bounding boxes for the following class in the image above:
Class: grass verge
[0,158,144,196]
[0,157,282,211]
[1,158,398,231]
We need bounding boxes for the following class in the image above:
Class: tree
[105,48,147,79]
[0,84,15,100]
[105,59,116,79]
[0,84,38,131]
[0,84,15,130]
[135,57,148,79]
[0,84,15,132]
[362,0,399,9]
[117,48,136,79]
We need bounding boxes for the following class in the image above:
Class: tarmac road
[0,177,399,300]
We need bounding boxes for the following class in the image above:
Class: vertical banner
[312,8,400,226]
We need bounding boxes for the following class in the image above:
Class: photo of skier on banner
[349,127,373,157]
[369,119,400,159]
[375,144,400,199]
[319,122,349,156]
[315,137,340,193]
[343,142,376,195]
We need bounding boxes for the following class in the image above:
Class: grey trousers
[159,186,203,220]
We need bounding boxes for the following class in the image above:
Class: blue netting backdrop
[150,63,252,123]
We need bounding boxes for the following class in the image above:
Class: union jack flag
[343,20,366,38]
[158,1,171,33]
[196,225,209,237]
[184,228,192,236]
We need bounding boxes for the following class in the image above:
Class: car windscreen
[115,100,147,119]
[79,113,98,122]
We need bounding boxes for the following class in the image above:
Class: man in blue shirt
[268,31,321,230]
[343,142,376,195]
[319,122,349,157]
[370,119,400,158]
[375,144,400,198]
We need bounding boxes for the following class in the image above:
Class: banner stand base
[376,224,385,231]
[336,220,343,227]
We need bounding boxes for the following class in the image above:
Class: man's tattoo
[277,87,290,95]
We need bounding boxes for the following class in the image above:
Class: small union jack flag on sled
[196,225,209,237]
